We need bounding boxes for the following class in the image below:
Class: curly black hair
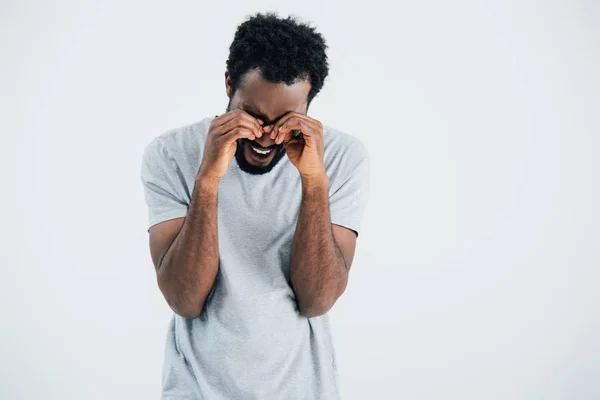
[226,12,329,106]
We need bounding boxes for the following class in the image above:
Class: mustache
[243,139,281,151]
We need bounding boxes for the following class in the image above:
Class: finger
[216,115,263,138]
[234,110,264,137]
[213,110,263,136]
[271,112,299,140]
[234,111,264,137]
[216,118,261,139]
[275,117,301,144]
[271,113,300,144]
[276,124,297,145]
[282,135,305,149]
[272,113,318,141]
[276,117,319,146]
[212,109,247,126]
[222,126,257,143]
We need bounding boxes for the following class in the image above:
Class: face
[225,69,311,175]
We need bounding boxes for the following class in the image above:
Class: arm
[144,110,264,319]
[149,175,220,319]
[271,113,364,318]
[289,174,357,318]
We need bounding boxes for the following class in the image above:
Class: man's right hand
[197,110,264,181]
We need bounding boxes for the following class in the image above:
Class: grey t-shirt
[140,117,370,399]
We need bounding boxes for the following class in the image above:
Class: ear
[225,72,232,98]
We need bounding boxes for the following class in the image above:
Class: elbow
[294,279,348,318]
[158,280,206,319]
[171,306,202,319]
[176,308,203,319]
[299,304,330,318]
[170,300,205,319]
[297,296,335,318]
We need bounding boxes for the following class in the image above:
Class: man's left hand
[271,113,326,180]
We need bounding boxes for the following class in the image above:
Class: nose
[261,124,274,134]
[254,124,276,146]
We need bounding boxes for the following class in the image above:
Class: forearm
[158,175,220,318]
[290,174,348,318]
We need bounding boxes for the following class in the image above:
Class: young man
[141,12,370,399]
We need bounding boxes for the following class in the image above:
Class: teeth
[250,145,272,155]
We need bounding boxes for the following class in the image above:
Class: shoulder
[322,124,369,172]
[150,118,211,156]
[142,117,212,167]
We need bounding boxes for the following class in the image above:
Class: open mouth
[249,144,274,155]
[235,138,287,173]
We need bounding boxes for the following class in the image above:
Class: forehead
[237,70,310,119]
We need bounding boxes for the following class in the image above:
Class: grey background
[1,0,599,399]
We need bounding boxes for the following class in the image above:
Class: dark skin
[148,69,357,318]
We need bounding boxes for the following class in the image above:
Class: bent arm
[150,176,220,318]
[289,174,349,318]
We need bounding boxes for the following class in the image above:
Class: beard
[233,139,287,175]
[226,99,287,175]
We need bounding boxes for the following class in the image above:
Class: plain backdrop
[1,1,599,399]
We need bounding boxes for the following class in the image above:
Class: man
[141,12,370,399]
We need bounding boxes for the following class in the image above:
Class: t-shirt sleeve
[329,141,371,237]
[140,138,189,231]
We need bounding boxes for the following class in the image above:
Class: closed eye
[244,108,287,126]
